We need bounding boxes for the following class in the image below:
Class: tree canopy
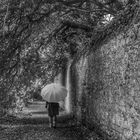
[0,0,136,74]
[0,0,138,111]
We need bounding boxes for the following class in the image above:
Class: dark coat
[45,102,59,117]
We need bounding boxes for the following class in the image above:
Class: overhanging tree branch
[62,20,93,31]
[90,0,117,15]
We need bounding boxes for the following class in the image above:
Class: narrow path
[21,101,69,118]
[0,101,102,140]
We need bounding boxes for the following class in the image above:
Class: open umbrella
[41,83,67,102]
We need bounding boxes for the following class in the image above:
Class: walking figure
[41,83,67,128]
[45,101,59,128]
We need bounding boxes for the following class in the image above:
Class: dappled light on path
[0,101,102,140]
[0,123,93,140]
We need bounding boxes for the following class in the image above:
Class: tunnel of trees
[0,0,138,116]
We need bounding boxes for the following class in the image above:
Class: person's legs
[53,115,57,128]
[49,116,53,128]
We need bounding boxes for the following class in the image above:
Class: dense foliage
[0,0,137,113]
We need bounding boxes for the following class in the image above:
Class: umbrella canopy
[41,83,68,102]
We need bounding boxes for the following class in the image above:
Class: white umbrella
[41,83,67,102]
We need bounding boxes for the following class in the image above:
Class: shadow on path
[0,101,102,140]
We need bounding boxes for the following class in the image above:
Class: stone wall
[71,57,88,121]
[72,16,140,139]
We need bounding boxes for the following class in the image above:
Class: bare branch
[90,0,117,15]
[61,4,108,14]
[62,20,93,31]
[3,2,9,35]
[58,0,85,6]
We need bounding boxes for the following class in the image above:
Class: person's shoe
[49,123,53,128]
[53,125,56,128]
[53,122,56,128]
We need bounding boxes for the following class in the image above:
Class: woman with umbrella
[41,83,67,128]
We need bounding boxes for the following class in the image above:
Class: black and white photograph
[0,0,140,140]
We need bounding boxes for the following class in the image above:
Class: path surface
[0,101,102,140]
[21,101,69,118]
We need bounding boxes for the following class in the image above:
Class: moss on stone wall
[72,5,140,140]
